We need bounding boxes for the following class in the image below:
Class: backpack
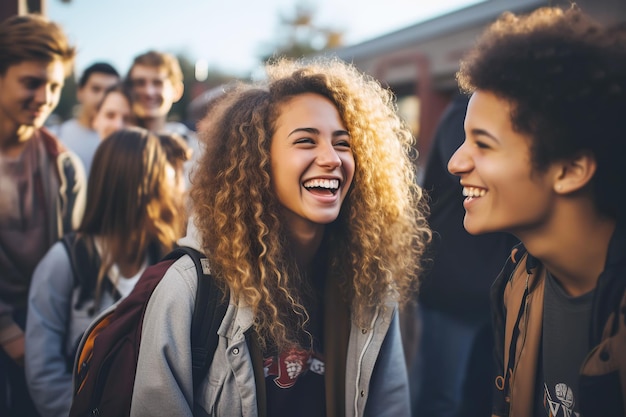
[61,233,163,311]
[68,246,229,417]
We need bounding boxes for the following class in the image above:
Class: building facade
[320,0,626,166]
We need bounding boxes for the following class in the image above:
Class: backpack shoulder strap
[61,232,103,309]
[60,232,81,287]
[164,246,229,388]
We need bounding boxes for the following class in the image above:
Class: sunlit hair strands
[0,13,75,75]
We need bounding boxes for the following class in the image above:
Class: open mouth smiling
[462,186,486,198]
[303,178,340,196]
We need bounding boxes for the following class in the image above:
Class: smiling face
[128,64,181,120]
[0,59,65,133]
[270,93,355,236]
[93,91,133,140]
[447,90,560,237]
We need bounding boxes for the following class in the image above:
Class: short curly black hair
[457,6,626,218]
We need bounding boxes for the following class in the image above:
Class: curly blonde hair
[192,58,431,349]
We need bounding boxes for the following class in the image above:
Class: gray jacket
[130,226,410,417]
[25,241,118,417]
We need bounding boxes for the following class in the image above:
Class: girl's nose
[317,142,342,168]
[114,116,125,130]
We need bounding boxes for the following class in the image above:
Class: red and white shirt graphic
[263,346,325,389]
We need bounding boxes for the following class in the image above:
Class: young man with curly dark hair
[448,6,626,417]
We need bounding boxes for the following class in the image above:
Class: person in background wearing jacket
[409,93,517,417]
[448,6,626,416]
[25,127,189,417]
[0,14,85,417]
[130,57,431,417]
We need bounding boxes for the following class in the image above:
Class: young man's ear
[553,152,596,194]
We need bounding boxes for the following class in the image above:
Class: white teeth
[303,179,339,189]
[462,187,486,198]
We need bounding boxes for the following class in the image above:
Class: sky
[48,0,485,79]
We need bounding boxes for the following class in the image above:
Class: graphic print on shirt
[543,383,581,417]
[263,346,325,388]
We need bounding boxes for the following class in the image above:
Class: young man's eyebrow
[469,128,500,143]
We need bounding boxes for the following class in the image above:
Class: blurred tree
[259,0,344,63]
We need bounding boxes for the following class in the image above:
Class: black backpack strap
[164,246,229,389]
[60,232,81,287]
[60,232,105,310]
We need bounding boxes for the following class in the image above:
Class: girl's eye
[295,137,314,144]
[334,140,351,148]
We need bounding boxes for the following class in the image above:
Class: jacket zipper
[510,273,531,399]
[353,308,379,417]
